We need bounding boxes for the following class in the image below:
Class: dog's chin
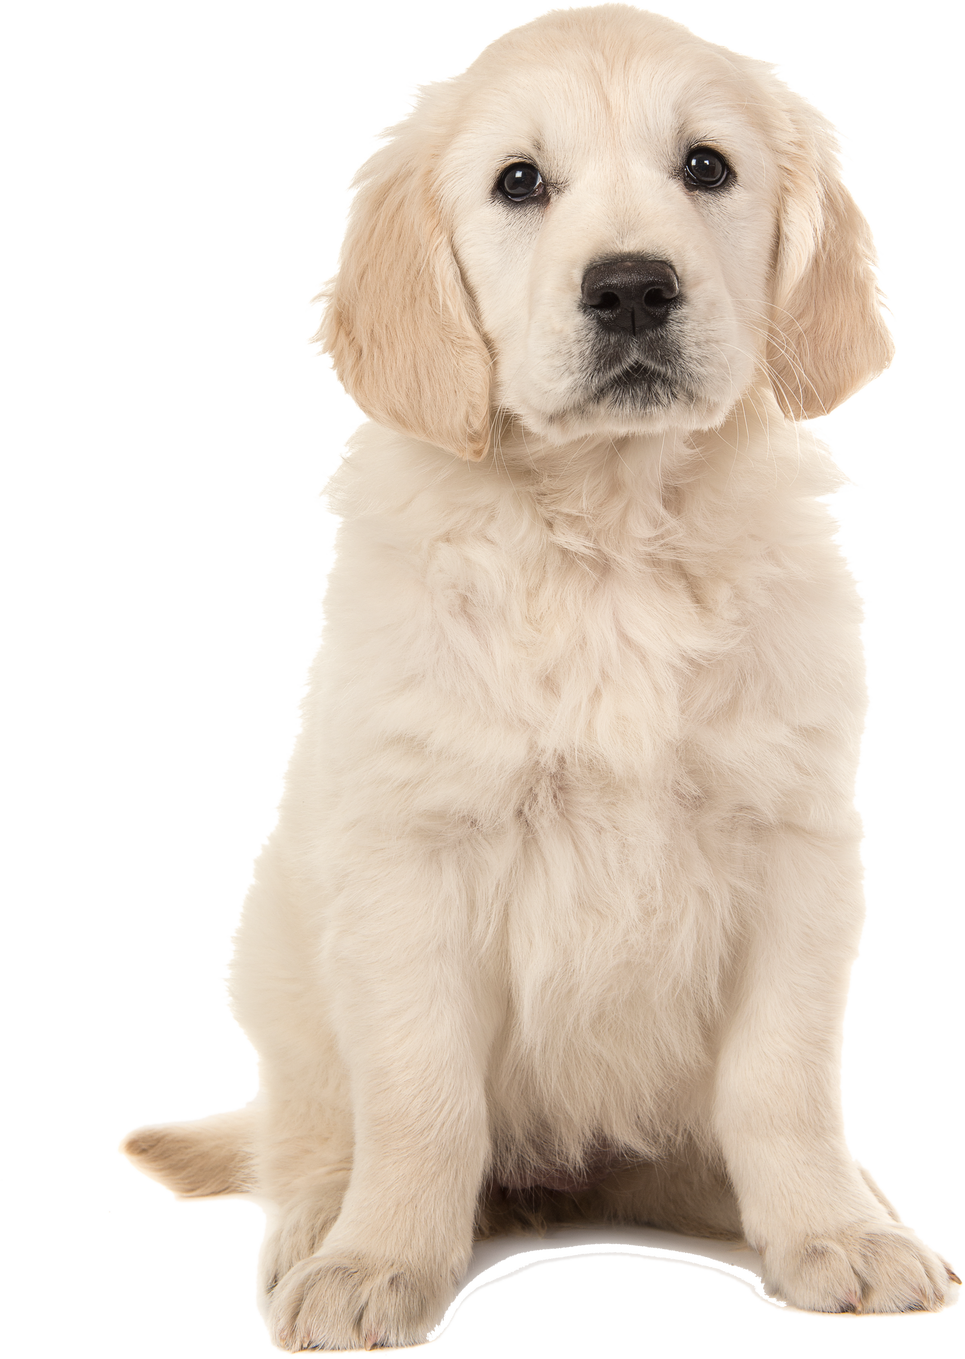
[515,372,736,444]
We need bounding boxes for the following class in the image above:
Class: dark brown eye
[497,161,544,201]
[684,147,730,190]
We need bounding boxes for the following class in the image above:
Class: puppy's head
[308,1,897,462]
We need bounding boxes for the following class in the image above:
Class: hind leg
[259,1165,353,1294]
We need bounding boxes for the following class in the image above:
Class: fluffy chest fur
[317,396,861,805]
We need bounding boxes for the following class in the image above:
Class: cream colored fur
[124,6,957,1347]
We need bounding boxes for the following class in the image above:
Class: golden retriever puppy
[124,5,958,1347]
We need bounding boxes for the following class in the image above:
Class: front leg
[268,845,497,1351]
[713,826,954,1312]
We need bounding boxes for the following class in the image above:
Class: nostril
[643,284,675,309]
[596,290,620,309]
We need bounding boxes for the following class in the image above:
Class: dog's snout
[581,257,680,334]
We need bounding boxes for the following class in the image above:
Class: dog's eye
[683,147,730,190]
[497,162,544,201]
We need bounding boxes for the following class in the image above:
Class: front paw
[763,1223,956,1313]
[268,1250,455,1351]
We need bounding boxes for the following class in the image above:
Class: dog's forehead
[446,14,770,173]
[467,4,750,86]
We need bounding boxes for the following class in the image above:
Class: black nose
[581,257,680,334]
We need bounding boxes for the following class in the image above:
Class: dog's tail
[122,1107,256,1198]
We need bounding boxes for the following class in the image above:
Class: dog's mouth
[588,357,681,409]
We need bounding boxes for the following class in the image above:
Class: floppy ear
[767,118,894,420]
[317,130,493,460]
